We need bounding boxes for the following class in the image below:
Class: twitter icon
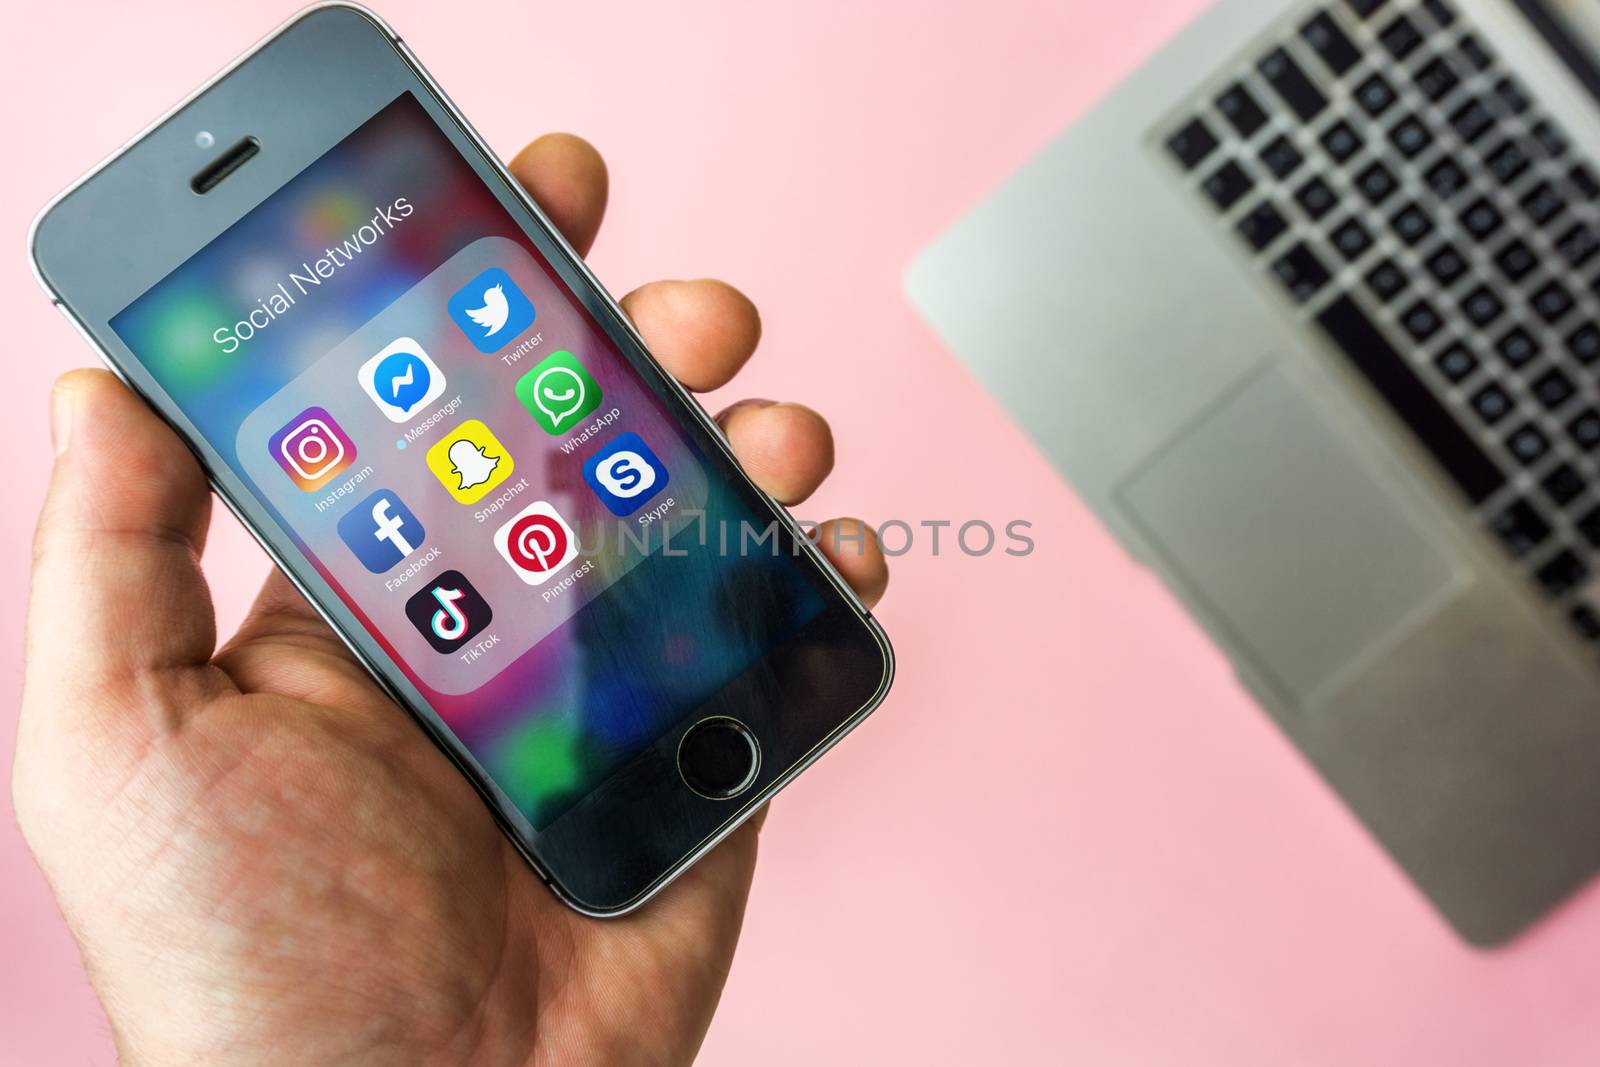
[447,267,536,354]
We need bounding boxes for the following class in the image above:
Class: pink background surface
[8,1,1600,1063]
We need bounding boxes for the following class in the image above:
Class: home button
[677,717,761,799]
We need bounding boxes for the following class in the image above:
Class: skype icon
[583,431,670,516]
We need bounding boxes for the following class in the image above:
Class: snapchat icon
[426,419,515,504]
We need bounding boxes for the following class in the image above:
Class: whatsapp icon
[515,349,603,435]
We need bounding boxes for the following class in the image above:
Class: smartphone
[29,3,892,915]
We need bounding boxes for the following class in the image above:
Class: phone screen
[109,92,826,828]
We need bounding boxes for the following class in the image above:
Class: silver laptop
[908,0,1600,944]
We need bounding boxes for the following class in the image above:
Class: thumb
[21,370,228,760]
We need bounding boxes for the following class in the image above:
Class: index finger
[507,133,609,257]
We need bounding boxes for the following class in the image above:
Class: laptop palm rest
[1119,365,1466,706]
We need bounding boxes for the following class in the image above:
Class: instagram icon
[269,407,357,491]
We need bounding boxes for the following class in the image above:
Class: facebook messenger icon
[358,337,447,423]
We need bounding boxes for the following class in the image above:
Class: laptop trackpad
[1119,365,1467,705]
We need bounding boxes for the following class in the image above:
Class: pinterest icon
[493,501,580,585]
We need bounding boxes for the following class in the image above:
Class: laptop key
[1450,97,1496,143]
[1568,407,1600,451]
[1315,295,1504,503]
[1301,11,1362,75]
[1320,120,1363,164]
[1461,285,1506,328]
[1379,14,1424,60]
[1537,550,1588,597]
[1533,368,1577,410]
[1357,161,1400,204]
[1424,157,1470,199]
[1495,238,1537,282]
[1390,202,1434,246]
[1272,242,1332,302]
[1568,322,1600,364]
[1471,381,1514,425]
[1485,139,1531,185]
[1236,202,1289,251]
[1389,115,1434,159]
[1332,217,1375,261]
[1259,48,1328,122]
[1433,341,1477,382]
[1494,76,1531,115]
[1425,243,1469,286]
[1423,0,1456,28]
[1495,324,1538,367]
[1531,120,1569,159]
[1569,163,1599,199]
[1413,56,1460,102]
[1168,119,1219,169]
[1356,73,1399,117]
[1461,197,1504,239]
[1490,499,1551,557]
[1401,299,1445,340]
[1295,175,1339,220]
[1532,280,1576,324]
[1261,135,1305,179]
[1570,603,1600,640]
[1203,160,1254,210]
[1580,504,1600,546]
[1216,83,1269,138]
[1505,422,1551,466]
[1347,0,1388,17]
[1520,182,1567,227]
[1557,223,1600,267]
[1366,258,1410,303]
[1543,463,1587,507]
[1458,33,1494,71]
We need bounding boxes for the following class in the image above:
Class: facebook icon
[337,490,426,573]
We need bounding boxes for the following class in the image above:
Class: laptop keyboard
[1158,0,1600,647]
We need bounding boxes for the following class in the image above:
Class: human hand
[13,133,889,1065]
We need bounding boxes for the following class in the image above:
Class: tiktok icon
[404,570,492,654]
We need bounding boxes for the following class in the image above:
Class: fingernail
[715,398,777,428]
[50,383,74,456]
